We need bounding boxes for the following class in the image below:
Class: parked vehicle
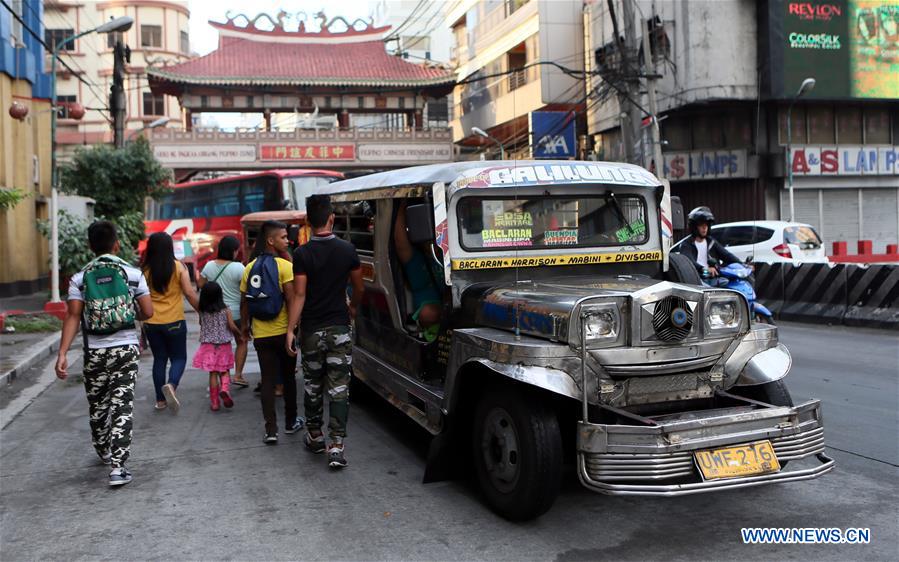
[320,161,832,521]
[675,220,827,264]
[704,261,775,324]
[143,169,342,275]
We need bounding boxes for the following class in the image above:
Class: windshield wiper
[608,192,637,241]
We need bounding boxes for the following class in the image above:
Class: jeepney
[320,161,833,521]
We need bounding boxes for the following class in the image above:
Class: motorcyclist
[675,206,740,277]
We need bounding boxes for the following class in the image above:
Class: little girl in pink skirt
[192,282,243,411]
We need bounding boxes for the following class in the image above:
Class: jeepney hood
[464,277,662,342]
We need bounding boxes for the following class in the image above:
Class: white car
[674,220,828,264]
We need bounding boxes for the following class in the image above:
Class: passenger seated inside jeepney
[395,201,443,342]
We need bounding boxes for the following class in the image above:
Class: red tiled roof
[148,36,454,89]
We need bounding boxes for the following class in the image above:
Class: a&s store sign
[790,145,899,175]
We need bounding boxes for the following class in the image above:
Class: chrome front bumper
[576,399,834,496]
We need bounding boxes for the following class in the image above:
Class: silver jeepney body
[322,161,833,496]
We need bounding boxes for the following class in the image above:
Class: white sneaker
[108,467,133,486]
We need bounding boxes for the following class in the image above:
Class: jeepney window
[457,194,647,251]
[333,201,376,256]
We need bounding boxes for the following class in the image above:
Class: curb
[0,333,60,386]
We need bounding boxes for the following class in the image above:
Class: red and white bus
[144,169,343,275]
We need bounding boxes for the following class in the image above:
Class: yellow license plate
[694,440,781,480]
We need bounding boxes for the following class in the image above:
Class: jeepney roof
[318,160,661,198]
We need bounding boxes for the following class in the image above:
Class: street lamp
[127,116,171,141]
[472,126,505,160]
[786,77,816,223]
[47,16,134,309]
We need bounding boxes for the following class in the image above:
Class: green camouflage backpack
[80,256,136,335]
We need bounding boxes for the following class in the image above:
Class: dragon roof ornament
[212,10,391,42]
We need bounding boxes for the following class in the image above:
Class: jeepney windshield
[457,194,648,251]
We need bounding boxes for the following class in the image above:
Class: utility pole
[641,16,663,177]
[616,0,643,166]
[111,40,130,148]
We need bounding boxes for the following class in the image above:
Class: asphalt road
[1,319,896,561]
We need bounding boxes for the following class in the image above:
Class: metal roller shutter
[821,189,859,252]
[861,189,899,254]
[780,189,820,230]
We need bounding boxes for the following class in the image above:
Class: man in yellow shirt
[240,221,301,444]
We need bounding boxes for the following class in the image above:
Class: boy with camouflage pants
[56,221,154,486]
[287,194,364,468]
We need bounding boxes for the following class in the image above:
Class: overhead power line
[382,0,429,42]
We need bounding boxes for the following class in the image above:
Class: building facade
[1,0,53,297]
[446,0,586,158]
[584,0,898,253]
[43,0,190,157]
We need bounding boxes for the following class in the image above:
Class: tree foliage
[37,210,145,276]
[59,136,171,217]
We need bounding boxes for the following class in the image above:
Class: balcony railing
[149,127,453,143]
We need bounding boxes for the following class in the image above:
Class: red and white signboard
[789,145,899,175]
[259,144,356,161]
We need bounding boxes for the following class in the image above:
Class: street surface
[1,318,897,560]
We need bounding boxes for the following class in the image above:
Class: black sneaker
[328,445,348,469]
[263,432,278,445]
[304,432,325,454]
[285,417,305,434]
[108,467,132,486]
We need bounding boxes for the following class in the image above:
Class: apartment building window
[180,31,189,54]
[9,0,23,46]
[46,29,75,51]
[107,31,124,49]
[507,45,527,92]
[143,92,165,116]
[56,95,77,119]
[505,0,528,16]
[141,25,162,48]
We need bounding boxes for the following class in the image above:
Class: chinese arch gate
[147,12,456,176]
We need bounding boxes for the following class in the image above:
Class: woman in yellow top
[142,232,199,412]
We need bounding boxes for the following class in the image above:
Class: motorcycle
[702,260,775,324]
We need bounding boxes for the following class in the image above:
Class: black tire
[665,252,703,286]
[731,380,793,467]
[471,387,562,521]
[732,379,793,407]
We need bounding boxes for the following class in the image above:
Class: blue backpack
[245,253,284,320]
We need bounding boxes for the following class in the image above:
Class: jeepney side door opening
[391,198,448,340]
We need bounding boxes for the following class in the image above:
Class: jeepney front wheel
[472,388,562,521]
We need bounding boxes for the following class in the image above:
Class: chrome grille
[652,295,693,341]
[771,427,825,461]
[582,425,826,482]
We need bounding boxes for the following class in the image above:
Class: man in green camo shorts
[287,194,365,469]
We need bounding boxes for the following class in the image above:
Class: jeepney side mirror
[670,196,685,232]
[287,224,300,245]
[405,203,435,245]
